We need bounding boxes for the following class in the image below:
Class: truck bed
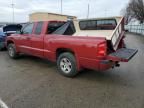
[73,30,113,40]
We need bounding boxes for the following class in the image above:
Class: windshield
[79,19,117,30]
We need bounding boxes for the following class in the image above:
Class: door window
[47,22,65,34]
[23,23,34,34]
[35,22,43,35]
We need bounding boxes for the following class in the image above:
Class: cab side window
[47,21,75,35]
[23,23,34,34]
[47,22,65,34]
[35,22,43,35]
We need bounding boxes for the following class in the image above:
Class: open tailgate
[107,48,138,62]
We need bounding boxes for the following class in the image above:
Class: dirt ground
[0,33,144,108]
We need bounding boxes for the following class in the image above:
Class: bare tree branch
[121,0,144,24]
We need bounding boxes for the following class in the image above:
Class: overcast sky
[0,0,129,23]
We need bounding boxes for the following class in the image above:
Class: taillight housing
[97,42,107,57]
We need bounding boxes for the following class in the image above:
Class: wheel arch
[56,48,75,59]
[6,40,19,53]
[7,40,15,46]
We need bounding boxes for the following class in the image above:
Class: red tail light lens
[97,42,107,57]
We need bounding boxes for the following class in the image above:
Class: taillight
[97,42,107,57]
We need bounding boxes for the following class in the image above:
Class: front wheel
[57,52,78,77]
[7,43,19,59]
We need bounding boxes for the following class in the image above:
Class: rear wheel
[7,43,19,59]
[57,52,78,77]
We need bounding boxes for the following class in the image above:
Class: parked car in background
[0,24,22,51]
[3,24,22,36]
[0,29,6,50]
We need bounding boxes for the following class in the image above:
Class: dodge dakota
[6,17,138,77]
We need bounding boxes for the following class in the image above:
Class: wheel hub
[8,47,14,57]
[60,58,72,74]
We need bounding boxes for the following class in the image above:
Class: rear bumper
[99,60,115,71]
[79,57,116,71]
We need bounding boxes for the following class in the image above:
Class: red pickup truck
[6,17,138,77]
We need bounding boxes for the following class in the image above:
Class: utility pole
[87,0,90,19]
[61,0,63,14]
[11,0,15,23]
[87,3,90,19]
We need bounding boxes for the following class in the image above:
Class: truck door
[30,22,44,57]
[19,23,34,54]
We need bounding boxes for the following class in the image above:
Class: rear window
[79,19,117,30]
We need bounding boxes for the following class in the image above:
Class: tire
[57,52,78,77]
[7,43,19,59]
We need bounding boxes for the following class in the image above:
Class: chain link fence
[125,24,144,35]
